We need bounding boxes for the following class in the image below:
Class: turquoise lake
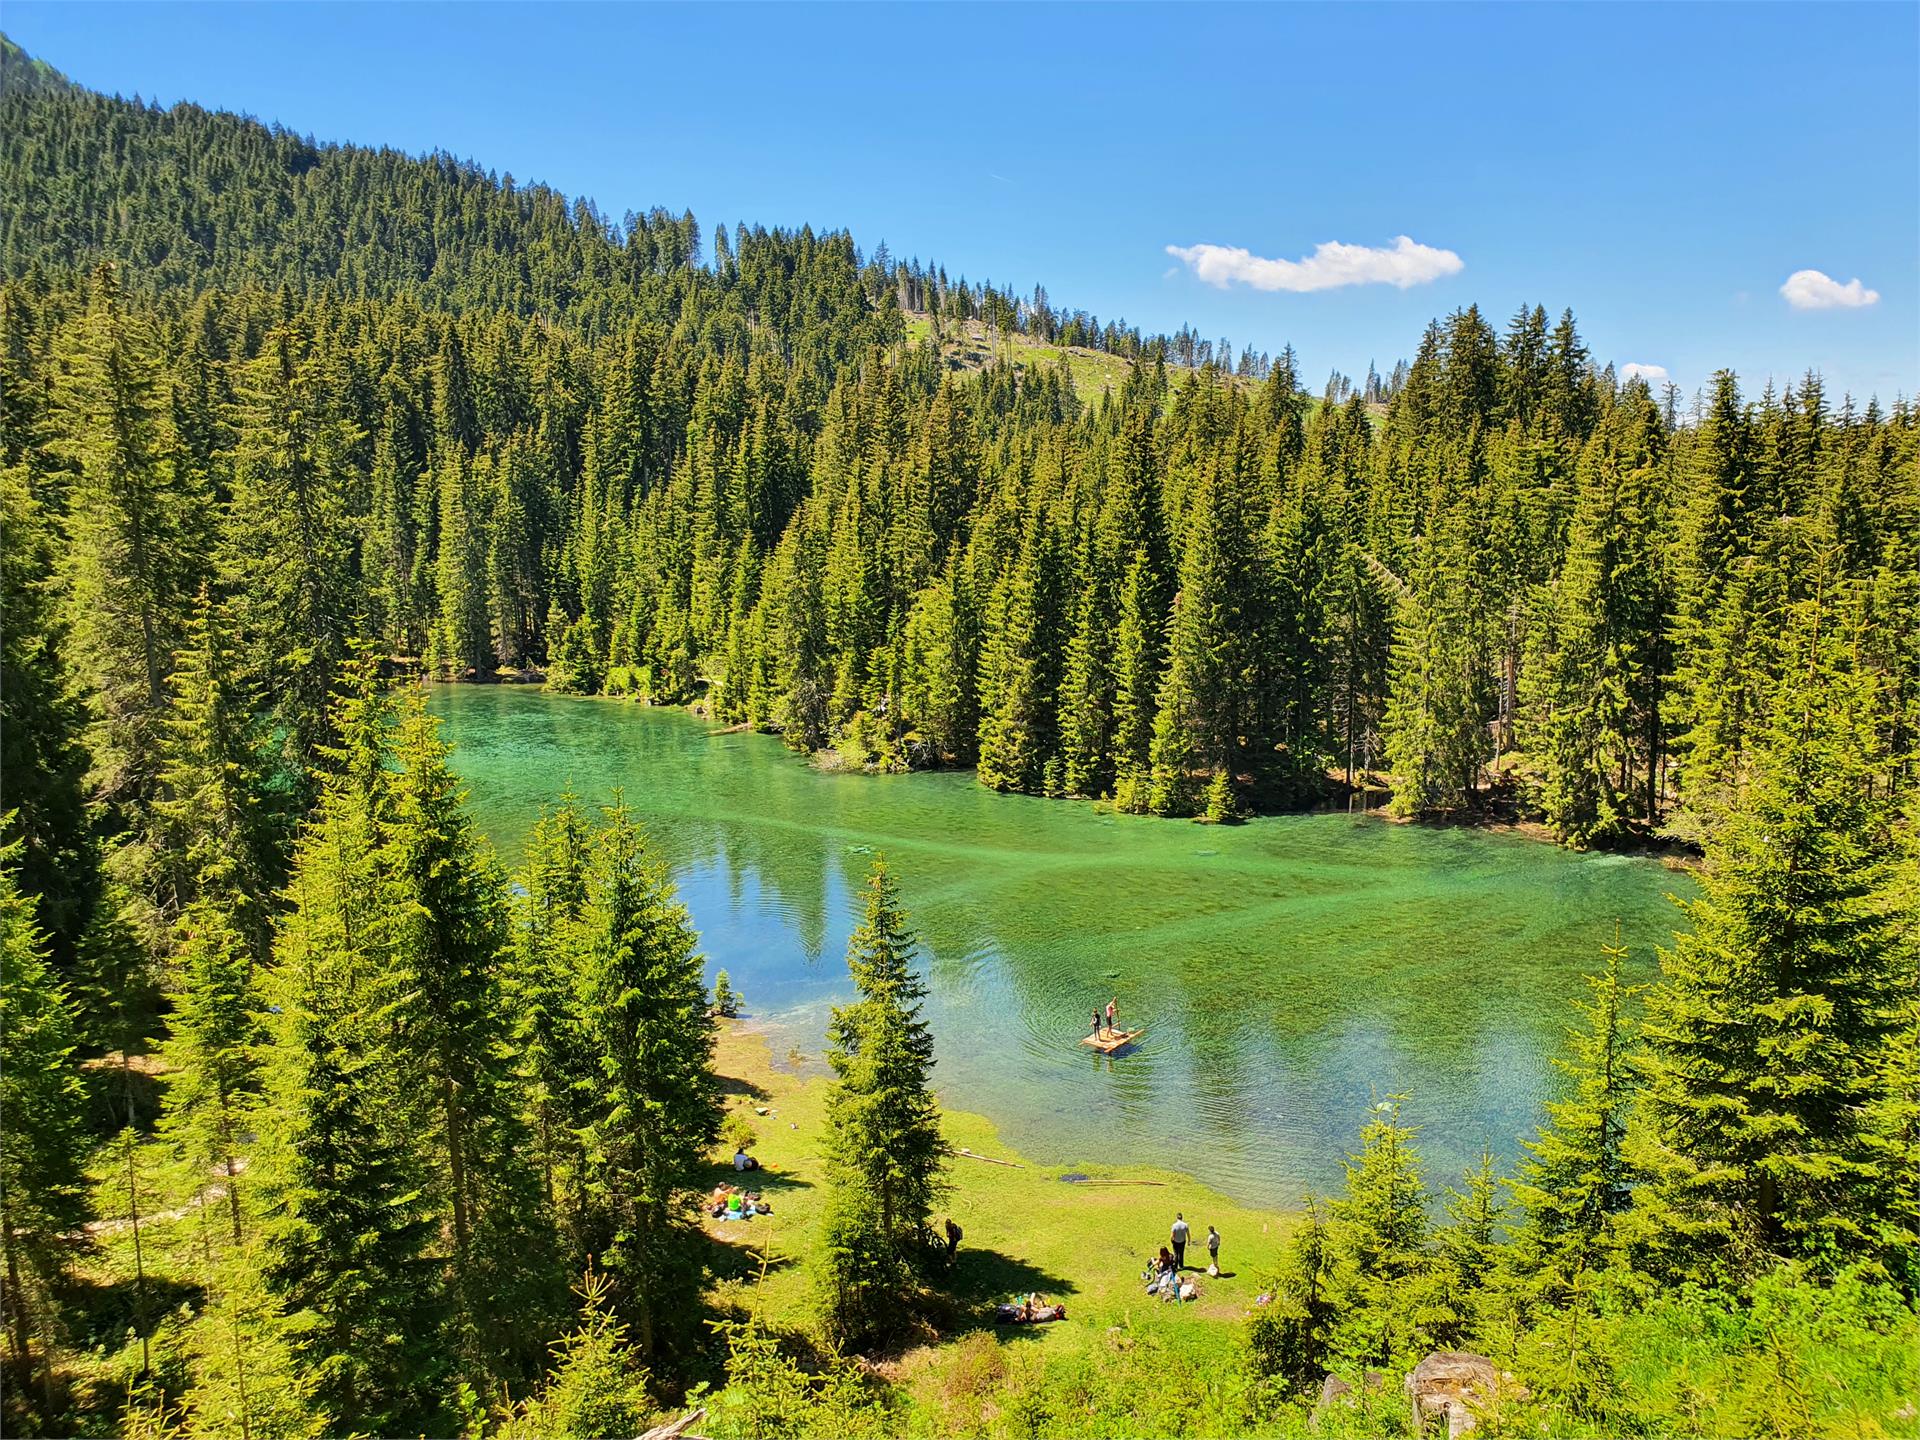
[430,684,1690,1206]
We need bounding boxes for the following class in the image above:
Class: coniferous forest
[2,35,1916,1440]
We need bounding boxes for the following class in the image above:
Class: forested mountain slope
[3,35,1918,1440]
[7,33,1913,857]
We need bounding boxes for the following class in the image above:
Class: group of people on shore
[1146,1212,1221,1299]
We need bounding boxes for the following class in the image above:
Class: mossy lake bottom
[429,684,1691,1205]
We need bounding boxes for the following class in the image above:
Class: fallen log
[955,1146,1023,1168]
[1060,1177,1165,1187]
[637,1408,708,1440]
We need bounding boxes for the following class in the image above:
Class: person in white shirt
[1170,1213,1190,1270]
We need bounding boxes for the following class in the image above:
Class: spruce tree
[819,860,947,1345]
[0,846,91,1399]
[1058,521,1118,797]
[1636,625,1904,1279]
[976,501,1067,793]
[507,1272,655,1440]
[574,798,720,1361]
[1110,552,1164,812]
[177,1241,319,1440]
[508,793,597,1238]
[432,447,495,677]
[1147,459,1256,816]
[1329,1095,1429,1367]
[220,320,360,788]
[53,263,203,940]
[1427,1148,1503,1347]
[0,465,99,974]
[1522,397,1666,846]
[161,902,262,1247]
[899,560,977,765]
[155,588,283,965]
[1860,793,1919,1289]
[258,781,445,1437]
[1386,506,1491,815]
[1508,938,1642,1292]
[365,385,429,658]
[381,694,560,1376]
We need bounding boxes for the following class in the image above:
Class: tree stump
[1404,1351,1522,1438]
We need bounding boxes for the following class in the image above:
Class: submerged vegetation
[1,34,1915,1439]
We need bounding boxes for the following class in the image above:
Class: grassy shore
[703,1021,1291,1397]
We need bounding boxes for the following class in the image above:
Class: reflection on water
[430,685,1690,1205]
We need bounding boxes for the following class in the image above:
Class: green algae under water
[430,684,1692,1207]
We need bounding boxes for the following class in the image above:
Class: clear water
[429,685,1691,1205]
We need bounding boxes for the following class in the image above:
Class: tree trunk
[123,1127,151,1377]
[225,1152,243,1244]
[443,1074,470,1260]
[2,1196,36,1390]
[1643,672,1662,823]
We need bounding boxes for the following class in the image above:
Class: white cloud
[1621,363,1670,385]
[1165,235,1463,293]
[1780,269,1880,310]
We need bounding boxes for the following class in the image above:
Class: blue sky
[8,2,1916,403]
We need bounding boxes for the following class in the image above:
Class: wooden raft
[1081,1027,1144,1054]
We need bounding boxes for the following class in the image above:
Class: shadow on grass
[718,1072,771,1102]
[924,1245,1078,1342]
[698,1158,811,1196]
[697,1224,798,1286]
[58,1271,204,1352]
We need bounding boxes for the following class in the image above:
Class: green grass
[900,314,1256,406]
[705,1024,1291,1393]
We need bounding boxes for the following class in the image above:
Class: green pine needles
[819,860,948,1347]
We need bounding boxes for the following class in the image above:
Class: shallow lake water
[430,684,1690,1206]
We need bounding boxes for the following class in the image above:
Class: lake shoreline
[707,1019,1295,1351]
[432,680,1692,1206]
[424,677,1703,870]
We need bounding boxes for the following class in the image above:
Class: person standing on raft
[1105,997,1117,1035]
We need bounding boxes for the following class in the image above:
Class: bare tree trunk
[225,1151,243,1245]
[122,1126,151,1378]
